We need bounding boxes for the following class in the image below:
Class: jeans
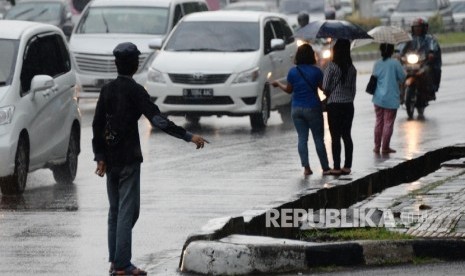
[327,103,354,170]
[291,107,330,171]
[374,105,397,151]
[106,162,141,269]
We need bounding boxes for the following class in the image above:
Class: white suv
[69,0,209,99]
[146,11,297,129]
[0,20,81,195]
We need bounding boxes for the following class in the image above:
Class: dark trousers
[106,163,141,269]
[327,102,354,169]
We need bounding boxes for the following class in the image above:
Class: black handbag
[366,75,377,95]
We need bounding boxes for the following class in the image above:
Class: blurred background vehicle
[223,1,278,12]
[390,0,454,32]
[340,0,353,16]
[451,0,465,31]
[4,0,74,37]
[69,0,209,100]
[69,0,91,24]
[372,0,398,25]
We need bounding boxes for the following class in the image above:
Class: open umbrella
[351,25,412,48]
[294,20,373,41]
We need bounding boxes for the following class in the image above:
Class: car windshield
[76,6,169,35]
[279,0,325,14]
[164,21,260,52]
[0,39,18,87]
[5,2,61,22]
[396,0,437,12]
[452,1,465,12]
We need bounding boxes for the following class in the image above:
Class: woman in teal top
[371,43,406,154]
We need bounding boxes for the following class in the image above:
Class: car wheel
[53,126,79,184]
[0,135,29,195]
[250,88,270,130]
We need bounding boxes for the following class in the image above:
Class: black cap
[113,42,141,60]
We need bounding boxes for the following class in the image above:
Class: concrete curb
[181,235,465,275]
[178,144,465,274]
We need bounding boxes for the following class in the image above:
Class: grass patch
[300,227,413,242]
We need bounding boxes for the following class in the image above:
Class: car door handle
[51,86,59,93]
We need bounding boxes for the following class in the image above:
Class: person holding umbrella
[371,43,406,154]
[322,39,356,175]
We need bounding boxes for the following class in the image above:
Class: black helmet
[297,12,309,28]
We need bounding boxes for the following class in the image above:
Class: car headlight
[147,68,166,83]
[233,67,259,84]
[0,106,14,125]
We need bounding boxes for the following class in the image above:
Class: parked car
[390,0,454,32]
[451,0,465,30]
[0,20,81,195]
[146,11,297,129]
[223,1,278,12]
[69,0,209,99]
[4,0,74,38]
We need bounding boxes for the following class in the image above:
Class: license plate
[183,88,214,98]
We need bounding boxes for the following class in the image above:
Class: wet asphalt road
[1,54,465,276]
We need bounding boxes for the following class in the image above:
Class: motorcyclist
[297,11,309,29]
[397,17,442,101]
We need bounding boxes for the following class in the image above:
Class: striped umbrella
[352,25,411,48]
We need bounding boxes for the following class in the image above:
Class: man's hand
[191,134,209,149]
[95,161,107,177]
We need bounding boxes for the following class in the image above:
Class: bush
[428,14,444,33]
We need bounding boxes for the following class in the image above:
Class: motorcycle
[400,50,433,119]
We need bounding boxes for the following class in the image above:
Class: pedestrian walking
[322,39,356,175]
[272,44,331,176]
[92,42,208,276]
[371,43,406,154]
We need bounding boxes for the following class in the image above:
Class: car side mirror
[30,75,54,101]
[148,38,164,50]
[270,38,285,51]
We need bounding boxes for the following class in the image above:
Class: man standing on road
[92,42,208,275]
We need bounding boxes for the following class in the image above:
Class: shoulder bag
[366,75,377,95]
[296,66,327,112]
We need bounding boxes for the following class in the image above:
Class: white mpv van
[69,0,209,99]
[146,11,297,129]
[0,21,81,195]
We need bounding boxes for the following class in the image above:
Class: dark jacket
[92,76,192,167]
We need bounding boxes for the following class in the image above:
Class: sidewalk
[180,148,465,275]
